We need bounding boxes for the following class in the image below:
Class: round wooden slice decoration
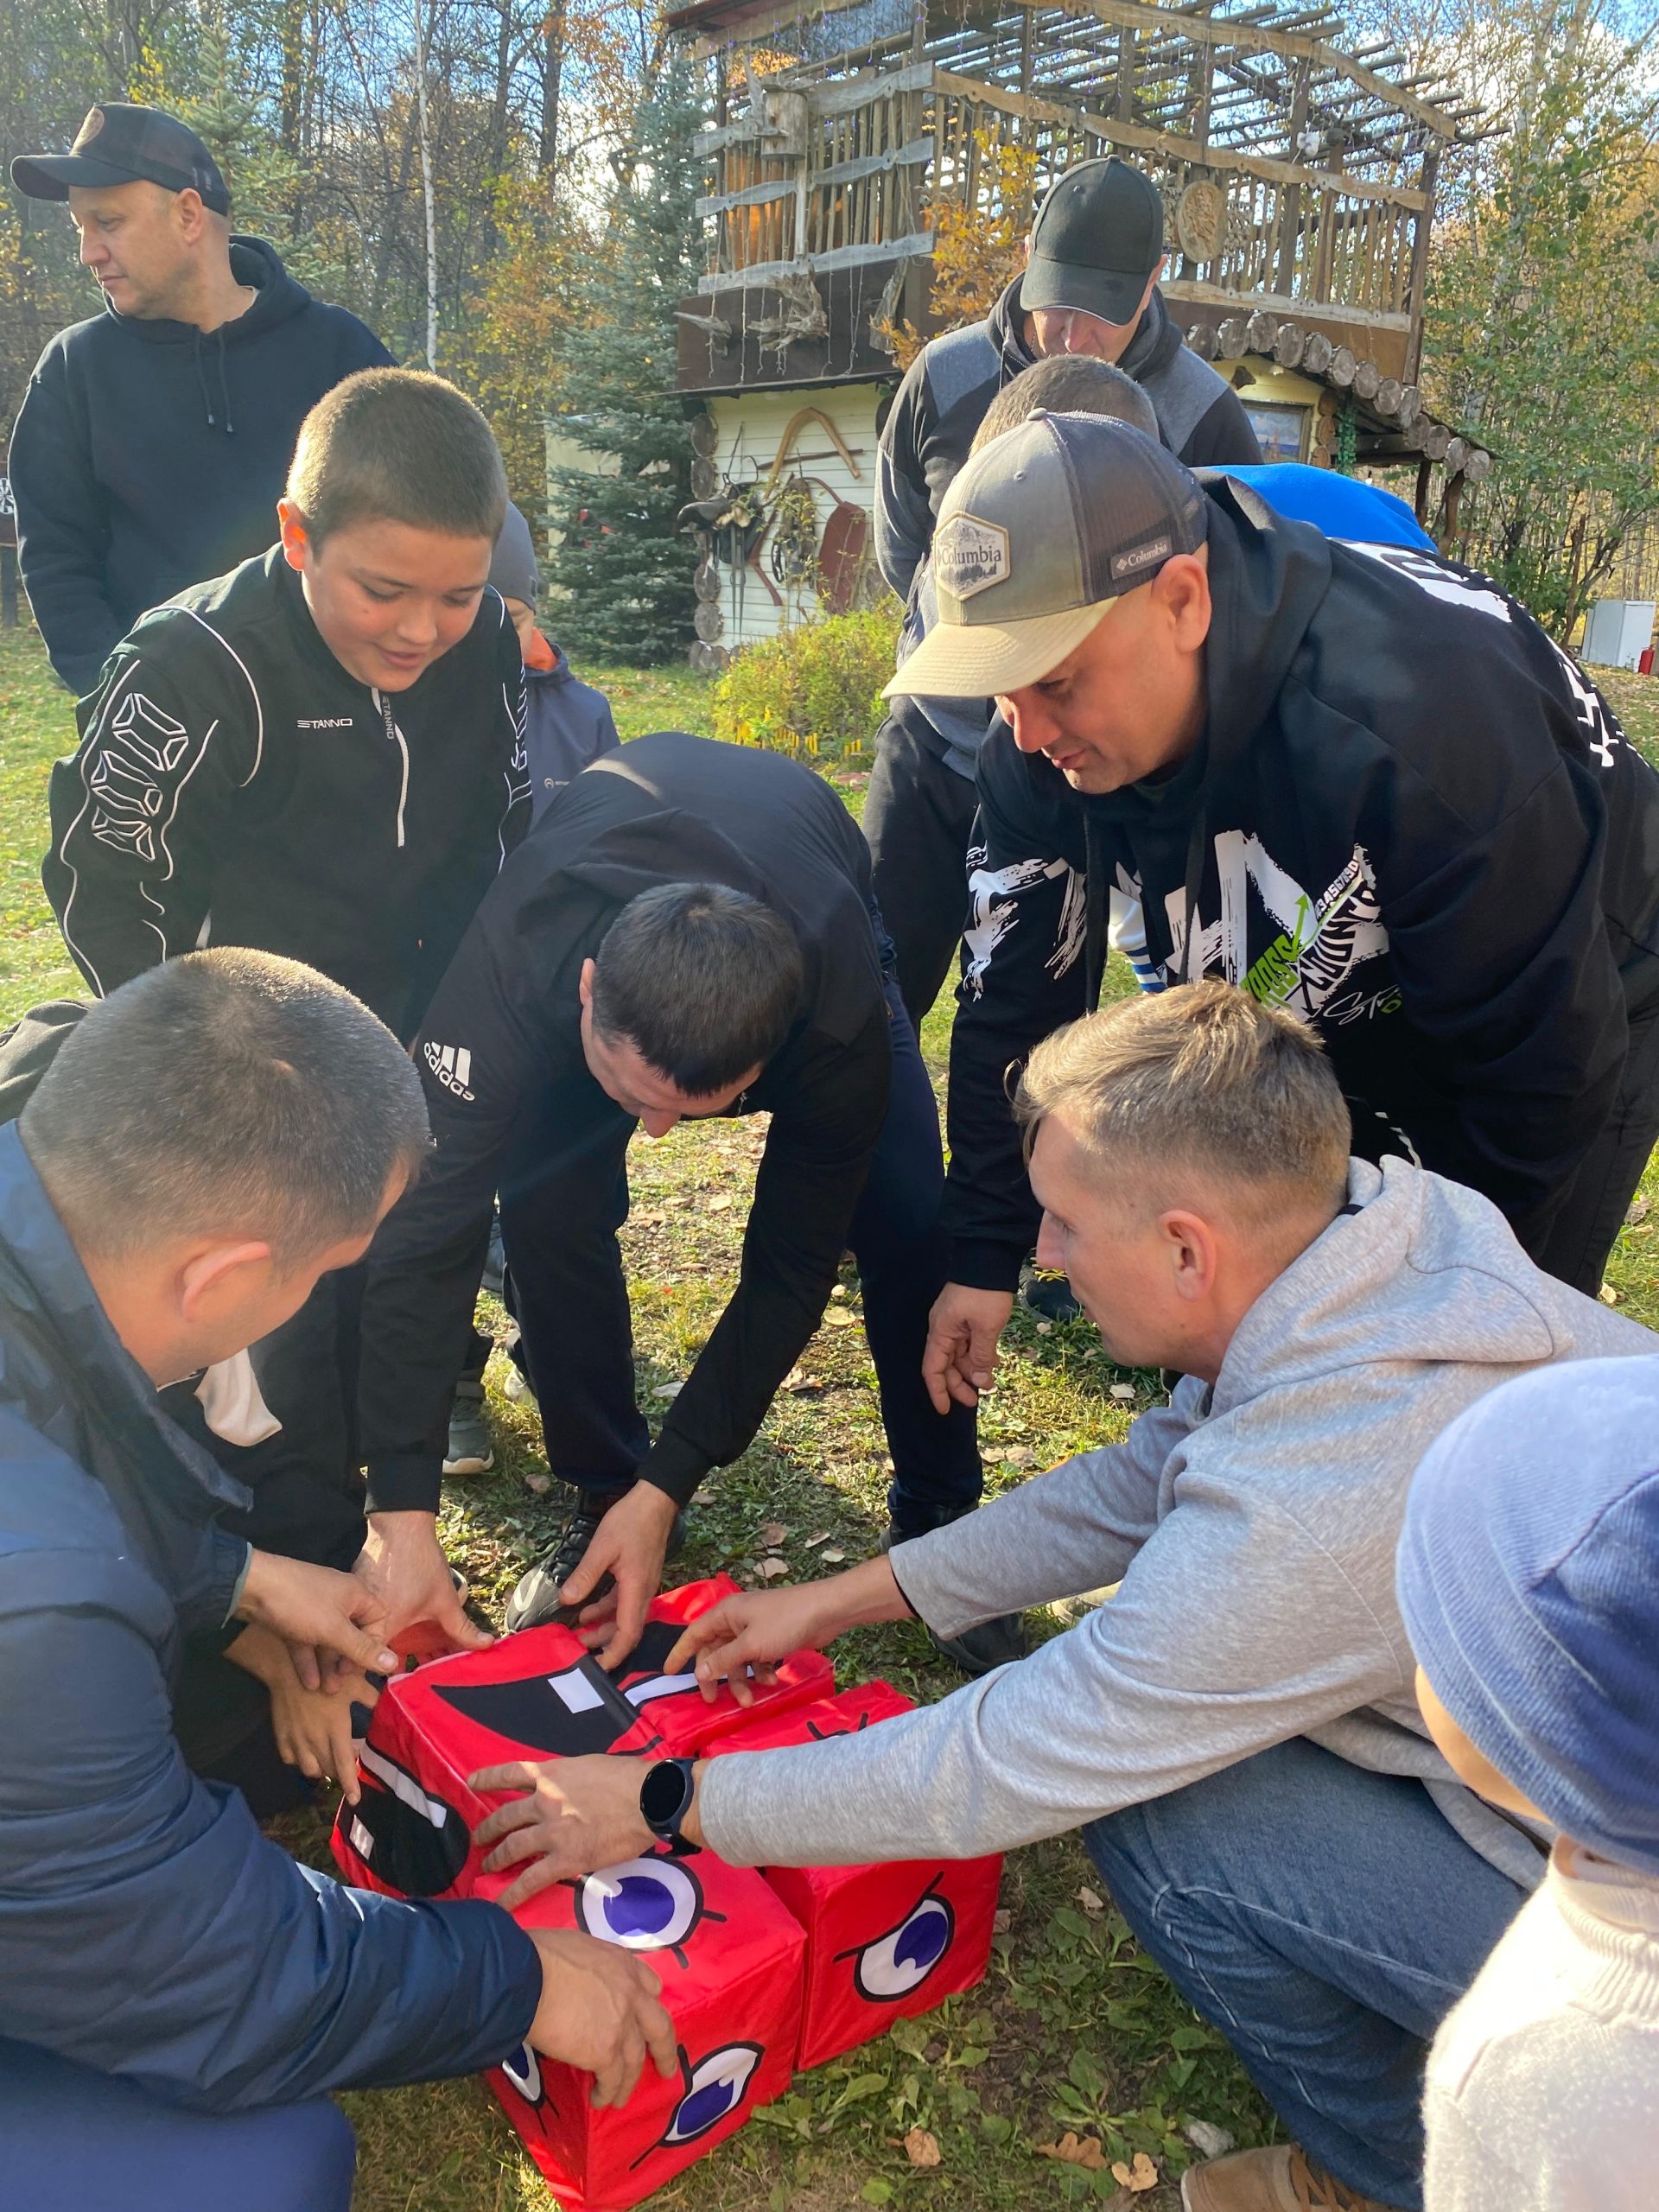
[1175,180,1227,264]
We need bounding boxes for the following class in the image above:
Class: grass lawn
[6,620,1659,2212]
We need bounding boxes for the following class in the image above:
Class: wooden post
[1404,142,1440,385]
[1277,60,1311,297]
[1414,455,1433,525]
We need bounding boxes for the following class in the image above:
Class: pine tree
[547,58,705,662]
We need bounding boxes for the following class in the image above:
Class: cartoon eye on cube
[702,1682,1004,2069]
[574,1855,724,1966]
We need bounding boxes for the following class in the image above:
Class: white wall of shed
[704,383,885,651]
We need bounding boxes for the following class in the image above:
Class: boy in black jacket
[10,101,391,695]
[899,413,1659,1416]
[355,734,1003,1677]
[41,367,530,1798]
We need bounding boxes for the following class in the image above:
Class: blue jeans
[1084,1739,1530,2209]
[0,2036,356,2211]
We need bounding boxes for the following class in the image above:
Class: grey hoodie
[699,1158,1656,1887]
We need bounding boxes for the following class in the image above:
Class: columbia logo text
[1110,535,1171,580]
[424,1042,474,1100]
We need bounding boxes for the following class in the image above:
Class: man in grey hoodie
[459,984,1657,2212]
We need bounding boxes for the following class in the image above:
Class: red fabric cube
[703,1682,1004,2068]
[480,1847,804,2212]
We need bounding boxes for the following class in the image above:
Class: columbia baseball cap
[1024,157,1165,327]
[11,103,231,213]
[886,412,1207,699]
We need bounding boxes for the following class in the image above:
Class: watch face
[640,1758,691,1830]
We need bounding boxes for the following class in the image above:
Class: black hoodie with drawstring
[9,234,391,695]
[944,478,1659,1287]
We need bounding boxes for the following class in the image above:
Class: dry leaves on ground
[759,1522,790,1547]
[1111,2152,1159,2192]
[903,2128,941,2167]
[1035,2133,1108,2171]
[760,1558,791,1580]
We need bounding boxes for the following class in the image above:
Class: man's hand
[234,1549,398,1686]
[229,1623,378,1802]
[562,1482,681,1670]
[359,1511,492,1658]
[662,1564,904,1704]
[469,1754,681,1908]
[524,1928,677,2109]
[923,1283,1015,1414]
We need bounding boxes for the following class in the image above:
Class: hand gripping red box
[333,1579,833,1900]
[702,1681,1004,2069]
[478,1846,804,2212]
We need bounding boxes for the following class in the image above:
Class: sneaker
[1181,2145,1402,2212]
[1020,1258,1082,1324]
[504,1489,689,1632]
[443,1378,494,1476]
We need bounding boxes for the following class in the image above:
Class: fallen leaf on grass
[830,1283,849,1302]
[1600,1283,1623,1305]
[904,2127,942,2167]
[993,1909,1012,1934]
[760,1557,791,1580]
[999,1446,1035,1467]
[819,1548,846,1564]
[1111,2152,1159,2192]
[1628,1196,1651,1225]
[1109,1382,1137,1402]
[759,1522,790,1547]
[708,1195,734,1212]
[803,1529,831,1546]
[524,1471,551,1495]
[653,1380,685,1399]
[632,1211,665,1228]
[823,1308,855,1328]
[782,1369,825,1394]
[1035,2133,1108,2171]
[1077,1886,1106,1915]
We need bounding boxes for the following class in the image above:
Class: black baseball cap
[885,411,1207,698]
[11,103,230,214]
[1024,157,1164,327]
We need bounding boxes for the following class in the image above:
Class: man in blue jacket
[0,947,673,2212]
[8,101,391,694]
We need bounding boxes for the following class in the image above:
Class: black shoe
[880,1518,1027,1677]
[1020,1259,1082,1324]
[505,1490,688,1633]
[925,1612,1028,1675]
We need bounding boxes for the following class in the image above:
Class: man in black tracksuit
[10,102,390,696]
[354,732,1002,1672]
[41,367,530,1797]
[869,158,1260,1030]
[893,414,1659,1411]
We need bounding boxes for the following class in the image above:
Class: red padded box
[479,1845,804,2212]
[333,1580,833,1900]
[702,1682,1004,2067]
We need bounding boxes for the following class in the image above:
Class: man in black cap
[901,412,1659,1419]
[866,156,1259,1049]
[9,102,390,695]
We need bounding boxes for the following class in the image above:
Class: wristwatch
[639,1757,698,1853]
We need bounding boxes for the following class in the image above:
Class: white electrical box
[1581,600,1656,671]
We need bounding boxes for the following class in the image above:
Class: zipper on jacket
[373,688,410,849]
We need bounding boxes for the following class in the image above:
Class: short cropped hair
[21,950,431,1267]
[1015,981,1351,1226]
[972,356,1160,454]
[286,368,508,548]
[590,883,804,1094]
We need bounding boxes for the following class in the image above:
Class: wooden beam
[930,67,1429,213]
[1001,0,1466,140]
[696,231,934,293]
